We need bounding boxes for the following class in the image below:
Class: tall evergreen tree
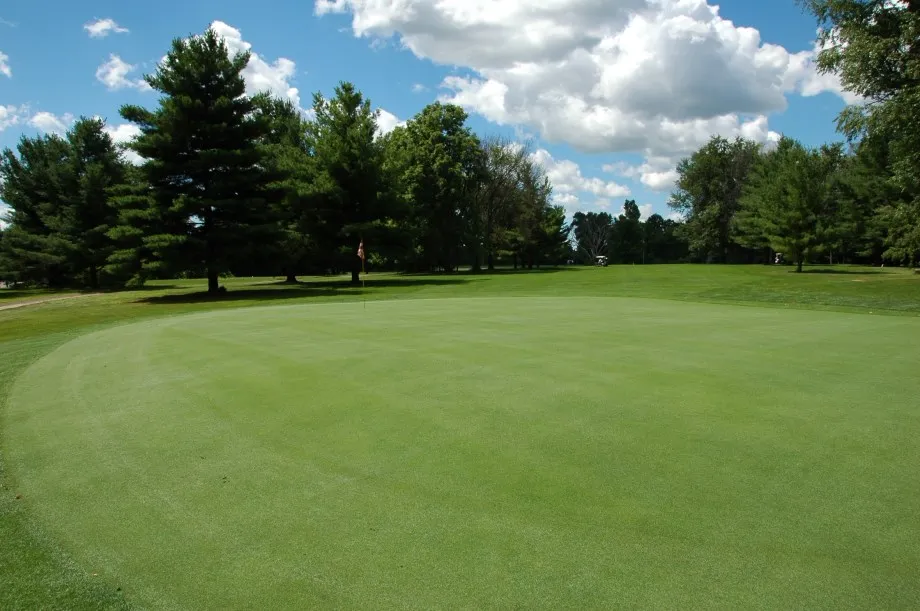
[0,134,72,285]
[509,156,552,270]
[116,27,282,293]
[735,137,846,272]
[609,200,643,264]
[66,119,126,288]
[0,118,124,287]
[251,94,313,282]
[839,137,899,264]
[530,204,571,266]
[306,82,386,283]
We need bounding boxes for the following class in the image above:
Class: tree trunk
[513,255,518,270]
[351,269,360,284]
[796,258,803,273]
[285,273,297,283]
[471,247,482,273]
[89,265,98,290]
[487,252,495,271]
[208,268,220,293]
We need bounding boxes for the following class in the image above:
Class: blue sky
[0,0,855,223]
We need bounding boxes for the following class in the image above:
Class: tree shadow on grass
[797,268,884,275]
[475,266,577,275]
[270,276,474,290]
[395,266,577,277]
[138,276,473,305]
[116,283,181,292]
[138,286,355,305]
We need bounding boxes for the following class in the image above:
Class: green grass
[2,265,920,609]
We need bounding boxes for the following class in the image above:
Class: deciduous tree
[668,136,762,262]
[571,211,612,263]
[400,103,483,272]
[800,0,920,264]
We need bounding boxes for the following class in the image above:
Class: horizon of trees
[667,0,919,272]
[0,29,572,292]
[1,1,918,289]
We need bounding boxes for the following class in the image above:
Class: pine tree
[306,82,385,283]
[0,134,72,285]
[532,204,571,266]
[609,200,643,264]
[251,94,313,282]
[65,119,126,288]
[117,27,282,293]
[735,137,845,272]
[0,118,124,288]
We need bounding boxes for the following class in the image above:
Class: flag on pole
[357,240,366,273]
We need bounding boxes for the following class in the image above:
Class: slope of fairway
[5,297,920,608]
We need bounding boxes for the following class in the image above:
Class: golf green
[5,297,920,608]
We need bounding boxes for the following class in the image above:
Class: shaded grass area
[1,264,919,609]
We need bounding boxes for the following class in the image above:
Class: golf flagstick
[358,239,366,310]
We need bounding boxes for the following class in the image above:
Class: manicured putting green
[6,297,920,608]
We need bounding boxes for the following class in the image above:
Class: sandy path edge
[0,293,102,312]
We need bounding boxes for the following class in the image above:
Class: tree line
[667,129,915,272]
[669,0,920,271]
[0,28,570,292]
[568,203,688,265]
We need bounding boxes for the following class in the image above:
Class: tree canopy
[800,0,920,264]
[114,28,282,293]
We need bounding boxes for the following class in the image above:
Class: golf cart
[595,255,608,267]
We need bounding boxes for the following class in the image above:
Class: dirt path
[0,293,102,312]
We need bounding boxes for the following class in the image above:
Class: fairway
[5,296,920,608]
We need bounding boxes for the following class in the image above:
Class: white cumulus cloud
[604,159,682,192]
[210,21,301,109]
[95,54,150,91]
[531,148,630,198]
[376,108,404,136]
[28,111,75,135]
[103,122,144,165]
[0,104,25,131]
[319,0,854,188]
[84,18,129,38]
[0,51,10,78]
[784,38,865,106]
